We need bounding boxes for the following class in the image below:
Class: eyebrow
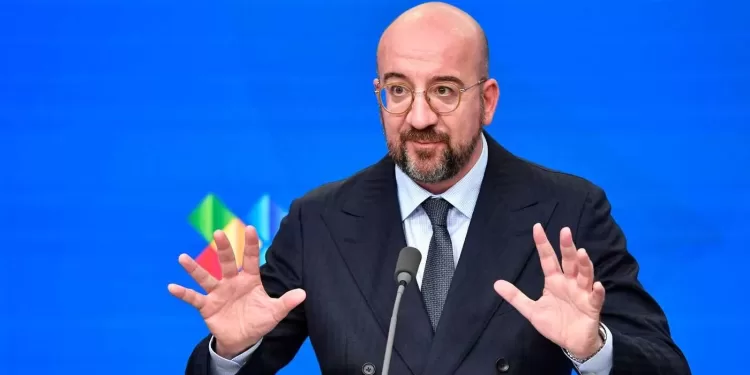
[431,75,465,86]
[381,72,466,86]
[382,72,409,82]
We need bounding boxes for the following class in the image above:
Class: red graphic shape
[196,245,222,279]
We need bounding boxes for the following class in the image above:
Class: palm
[494,224,605,358]
[168,226,306,356]
[201,273,277,349]
[525,273,601,351]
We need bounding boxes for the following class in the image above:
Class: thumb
[277,288,306,315]
[494,280,534,320]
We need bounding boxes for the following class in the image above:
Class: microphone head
[394,246,422,285]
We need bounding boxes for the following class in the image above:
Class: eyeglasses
[374,78,486,115]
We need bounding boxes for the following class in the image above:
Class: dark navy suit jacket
[186,133,691,375]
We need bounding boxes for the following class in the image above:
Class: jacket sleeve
[185,198,309,375]
[574,185,691,375]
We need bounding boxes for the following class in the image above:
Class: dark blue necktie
[420,197,455,331]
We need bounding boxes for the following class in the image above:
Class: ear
[481,78,500,125]
[373,78,380,90]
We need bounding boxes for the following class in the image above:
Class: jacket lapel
[324,157,433,375]
[422,134,558,374]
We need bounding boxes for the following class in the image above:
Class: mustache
[400,128,450,143]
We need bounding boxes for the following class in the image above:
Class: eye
[432,85,456,97]
[388,85,409,96]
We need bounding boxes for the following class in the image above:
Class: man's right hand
[168,226,306,358]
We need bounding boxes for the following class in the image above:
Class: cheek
[382,116,406,139]
[442,112,480,140]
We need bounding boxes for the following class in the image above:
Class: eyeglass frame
[374,78,487,115]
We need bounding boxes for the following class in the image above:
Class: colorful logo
[188,193,287,279]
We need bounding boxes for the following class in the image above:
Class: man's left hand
[493,223,605,359]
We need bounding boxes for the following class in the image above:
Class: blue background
[1,0,748,374]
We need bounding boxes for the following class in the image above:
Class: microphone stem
[382,282,406,375]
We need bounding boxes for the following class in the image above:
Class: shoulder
[284,158,389,215]
[504,157,617,240]
[521,157,606,200]
[494,148,609,213]
[485,134,607,206]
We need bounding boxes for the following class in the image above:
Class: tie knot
[421,197,452,227]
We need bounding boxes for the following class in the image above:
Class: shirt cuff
[208,335,262,375]
[564,323,614,375]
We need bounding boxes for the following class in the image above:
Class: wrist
[214,338,258,359]
[571,336,604,359]
[563,323,606,362]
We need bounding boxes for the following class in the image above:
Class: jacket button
[361,362,376,375]
[495,357,510,373]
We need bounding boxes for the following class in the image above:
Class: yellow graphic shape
[208,219,265,269]
[209,218,246,269]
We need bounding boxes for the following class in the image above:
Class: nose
[405,92,438,129]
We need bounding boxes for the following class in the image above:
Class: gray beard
[396,132,480,183]
[381,98,486,184]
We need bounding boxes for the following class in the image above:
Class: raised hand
[493,223,605,359]
[168,226,306,358]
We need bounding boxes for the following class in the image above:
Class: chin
[408,160,443,175]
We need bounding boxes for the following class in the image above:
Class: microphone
[382,246,422,375]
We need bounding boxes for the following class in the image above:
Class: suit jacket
[186,132,691,375]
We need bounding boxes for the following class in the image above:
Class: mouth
[409,140,443,145]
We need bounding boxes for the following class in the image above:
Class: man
[168,2,691,374]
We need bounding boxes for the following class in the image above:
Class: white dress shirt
[207,133,614,375]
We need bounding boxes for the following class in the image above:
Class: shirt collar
[395,132,488,221]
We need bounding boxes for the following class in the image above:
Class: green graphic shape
[188,193,236,242]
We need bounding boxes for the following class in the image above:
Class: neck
[416,136,484,195]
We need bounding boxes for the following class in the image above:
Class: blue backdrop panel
[0,0,748,374]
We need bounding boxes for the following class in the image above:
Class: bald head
[374,2,501,191]
[377,2,489,78]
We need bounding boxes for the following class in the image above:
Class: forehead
[378,25,476,84]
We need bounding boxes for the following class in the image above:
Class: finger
[494,280,535,320]
[533,223,561,276]
[242,226,261,276]
[273,288,307,321]
[168,283,206,310]
[214,230,239,279]
[589,281,606,310]
[178,253,219,292]
[576,248,594,291]
[559,227,578,278]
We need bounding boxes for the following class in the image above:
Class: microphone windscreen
[394,246,422,283]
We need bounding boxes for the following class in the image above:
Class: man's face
[375,24,487,184]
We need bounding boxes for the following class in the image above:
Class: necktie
[420,197,455,331]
